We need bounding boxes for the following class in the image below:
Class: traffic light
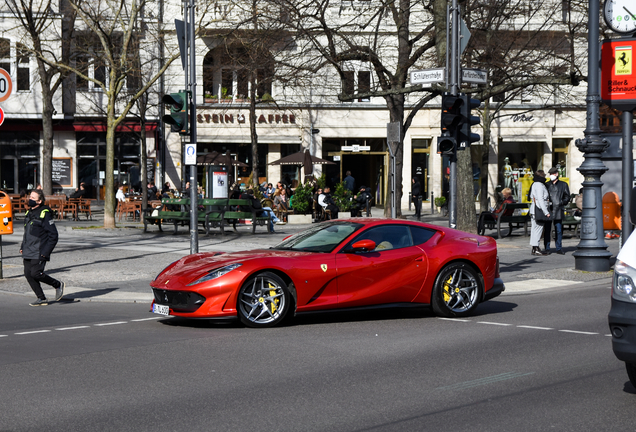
[437,93,463,155]
[162,91,189,136]
[458,94,481,150]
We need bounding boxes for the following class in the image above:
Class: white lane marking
[439,318,601,336]
[131,317,162,322]
[0,335,7,338]
[477,321,512,326]
[56,326,90,331]
[517,325,554,330]
[15,330,51,335]
[559,329,599,335]
[94,321,127,326]
[437,372,535,390]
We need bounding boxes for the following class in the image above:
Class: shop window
[552,138,569,178]
[411,139,430,200]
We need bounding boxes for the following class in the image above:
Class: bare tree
[41,0,180,228]
[6,0,76,195]
[461,0,587,232]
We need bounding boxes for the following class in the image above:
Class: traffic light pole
[187,0,198,254]
[448,0,460,229]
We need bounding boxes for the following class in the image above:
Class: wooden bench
[478,202,530,239]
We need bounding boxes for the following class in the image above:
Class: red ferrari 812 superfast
[150,219,504,327]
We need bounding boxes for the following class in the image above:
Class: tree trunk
[104,104,117,229]
[249,76,258,188]
[480,99,492,213]
[39,66,54,196]
[456,148,476,233]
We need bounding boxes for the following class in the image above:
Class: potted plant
[434,196,446,213]
[289,181,314,224]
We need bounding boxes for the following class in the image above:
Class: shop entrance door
[341,153,385,207]
[1,158,17,193]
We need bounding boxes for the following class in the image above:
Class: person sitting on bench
[478,187,515,227]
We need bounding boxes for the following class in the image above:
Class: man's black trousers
[23,259,60,300]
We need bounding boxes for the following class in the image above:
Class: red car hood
[151,249,313,289]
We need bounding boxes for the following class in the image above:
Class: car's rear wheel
[238,272,290,328]
[626,363,636,387]
[431,262,481,317]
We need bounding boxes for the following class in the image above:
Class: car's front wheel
[238,272,291,328]
[431,262,481,317]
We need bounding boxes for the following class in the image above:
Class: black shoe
[30,298,49,307]
[544,249,552,255]
[55,281,65,301]
[556,250,565,255]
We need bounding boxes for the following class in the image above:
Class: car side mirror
[349,239,376,253]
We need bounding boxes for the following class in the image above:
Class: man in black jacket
[543,167,571,255]
[20,190,64,306]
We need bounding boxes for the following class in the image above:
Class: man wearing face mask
[543,167,571,255]
[20,189,64,306]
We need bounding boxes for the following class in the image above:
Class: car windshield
[271,221,363,253]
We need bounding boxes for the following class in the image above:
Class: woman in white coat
[529,170,550,256]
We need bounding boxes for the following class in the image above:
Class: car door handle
[415,256,424,261]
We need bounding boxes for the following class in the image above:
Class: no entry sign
[602,38,636,111]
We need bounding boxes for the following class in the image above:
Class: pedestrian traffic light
[458,94,481,150]
[437,93,464,155]
[437,133,457,155]
[162,91,189,136]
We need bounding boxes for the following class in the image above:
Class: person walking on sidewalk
[20,190,64,306]
[411,177,422,220]
[529,170,550,256]
[543,167,571,255]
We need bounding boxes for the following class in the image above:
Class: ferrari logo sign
[616,46,632,75]
[601,38,636,111]
[320,264,328,272]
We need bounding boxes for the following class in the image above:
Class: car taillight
[495,257,500,278]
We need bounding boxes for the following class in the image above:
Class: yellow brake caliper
[268,282,279,313]
[443,275,453,303]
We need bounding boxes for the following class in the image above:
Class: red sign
[601,38,636,111]
[0,107,4,126]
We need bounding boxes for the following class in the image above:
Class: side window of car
[347,225,413,252]
[410,226,436,246]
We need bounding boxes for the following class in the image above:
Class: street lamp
[572,0,612,271]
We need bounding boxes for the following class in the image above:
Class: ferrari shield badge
[321,264,328,272]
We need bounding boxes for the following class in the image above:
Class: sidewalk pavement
[0,204,618,304]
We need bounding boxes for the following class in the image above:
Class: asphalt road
[0,279,632,432]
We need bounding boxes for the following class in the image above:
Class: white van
[608,188,636,385]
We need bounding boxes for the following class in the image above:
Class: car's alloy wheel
[238,272,290,328]
[432,263,481,317]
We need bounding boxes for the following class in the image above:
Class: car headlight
[613,260,636,303]
[187,263,242,286]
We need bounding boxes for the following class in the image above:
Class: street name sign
[410,68,445,86]
[462,68,488,85]
[0,68,12,103]
[601,37,636,111]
